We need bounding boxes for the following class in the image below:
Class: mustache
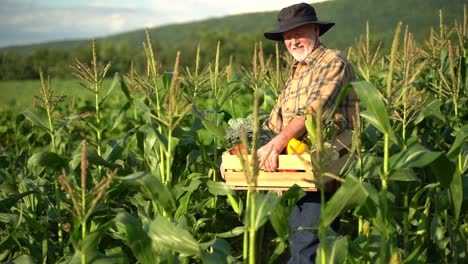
[291,43,304,49]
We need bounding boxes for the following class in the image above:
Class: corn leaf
[200,238,231,264]
[447,124,468,161]
[352,81,398,144]
[246,192,280,231]
[388,143,441,172]
[149,215,201,257]
[27,151,67,170]
[206,181,232,196]
[321,175,378,227]
[22,107,51,133]
[113,212,157,263]
[117,172,176,214]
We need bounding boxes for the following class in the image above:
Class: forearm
[270,117,306,153]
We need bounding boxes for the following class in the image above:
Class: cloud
[0,0,329,47]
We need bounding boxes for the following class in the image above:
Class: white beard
[289,43,314,62]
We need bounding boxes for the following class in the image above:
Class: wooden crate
[223,154,317,191]
[222,130,353,191]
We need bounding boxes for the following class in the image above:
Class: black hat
[264,3,335,41]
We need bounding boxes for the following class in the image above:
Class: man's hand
[257,144,281,172]
[258,117,307,171]
[220,162,226,179]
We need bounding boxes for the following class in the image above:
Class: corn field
[0,11,467,264]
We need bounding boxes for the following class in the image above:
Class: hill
[1,0,465,53]
[0,0,466,80]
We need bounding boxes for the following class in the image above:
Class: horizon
[0,0,329,48]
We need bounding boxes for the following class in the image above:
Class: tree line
[0,30,278,80]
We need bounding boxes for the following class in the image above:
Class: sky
[0,0,328,48]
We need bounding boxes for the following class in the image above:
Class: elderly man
[259,3,357,263]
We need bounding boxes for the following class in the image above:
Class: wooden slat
[224,171,318,191]
[222,154,312,170]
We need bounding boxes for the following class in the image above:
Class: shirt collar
[300,43,327,66]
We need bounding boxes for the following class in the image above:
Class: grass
[0,79,114,111]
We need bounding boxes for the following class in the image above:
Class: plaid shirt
[264,44,358,134]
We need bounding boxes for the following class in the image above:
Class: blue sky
[0,0,327,48]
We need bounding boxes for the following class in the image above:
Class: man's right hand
[257,144,280,172]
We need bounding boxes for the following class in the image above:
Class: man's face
[283,24,319,62]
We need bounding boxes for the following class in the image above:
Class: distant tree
[0,51,26,80]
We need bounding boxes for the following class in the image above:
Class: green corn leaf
[151,126,170,154]
[448,170,463,221]
[27,151,67,170]
[206,180,232,196]
[447,124,468,161]
[414,97,446,124]
[149,215,201,257]
[174,192,191,220]
[267,240,287,264]
[431,154,456,188]
[200,238,231,264]
[86,147,115,168]
[246,192,280,231]
[56,114,81,133]
[305,113,317,144]
[12,255,35,264]
[218,81,240,107]
[401,243,426,264]
[408,183,438,221]
[267,198,290,239]
[103,138,126,163]
[184,177,202,192]
[162,71,173,90]
[325,236,349,264]
[321,175,378,227]
[68,223,127,264]
[117,172,176,214]
[388,168,420,182]
[22,107,51,133]
[269,185,304,240]
[227,194,240,215]
[110,102,132,131]
[388,143,441,172]
[113,212,157,263]
[100,72,121,104]
[191,108,226,141]
[352,81,398,144]
[139,124,158,152]
[430,154,462,220]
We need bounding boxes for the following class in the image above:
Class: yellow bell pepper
[286,138,308,155]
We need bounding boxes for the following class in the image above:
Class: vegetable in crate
[224,116,275,151]
[286,138,309,155]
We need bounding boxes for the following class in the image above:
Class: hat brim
[264,21,335,41]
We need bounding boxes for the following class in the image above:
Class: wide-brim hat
[264,3,335,41]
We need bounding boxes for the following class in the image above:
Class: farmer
[258,3,358,263]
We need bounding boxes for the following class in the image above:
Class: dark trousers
[288,192,337,264]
